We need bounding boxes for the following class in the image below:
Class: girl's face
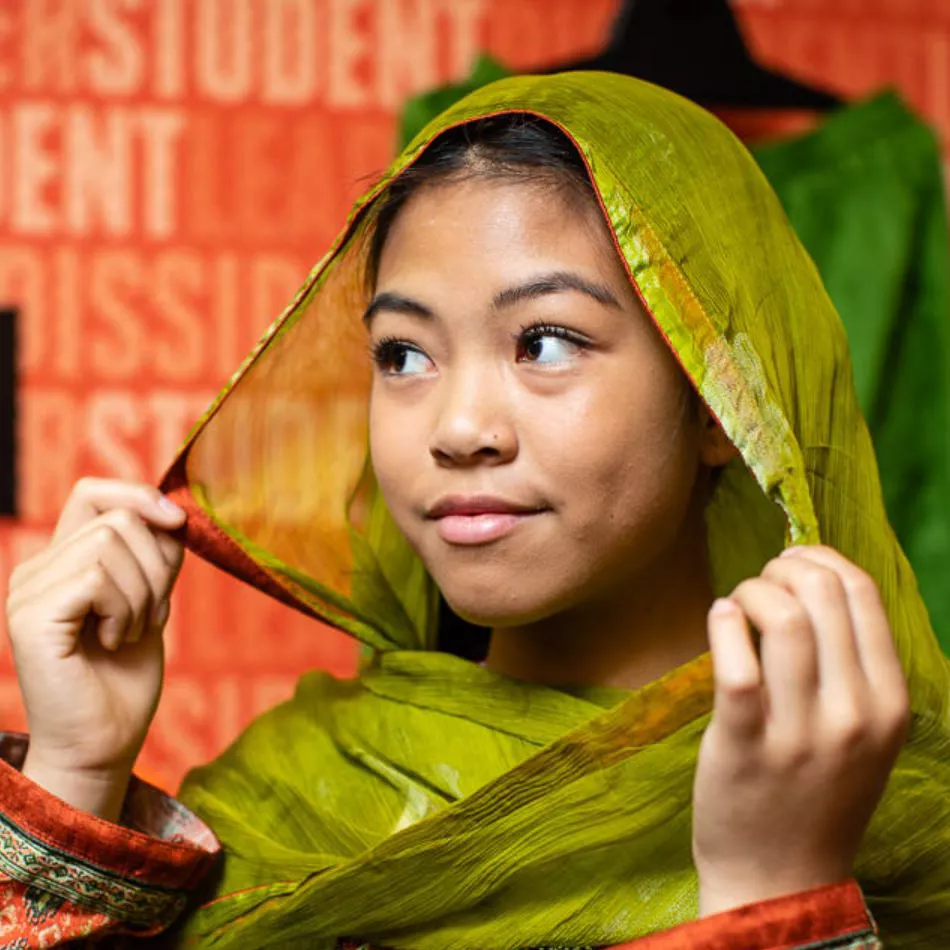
[368,177,725,627]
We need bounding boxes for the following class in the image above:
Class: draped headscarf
[160,72,950,948]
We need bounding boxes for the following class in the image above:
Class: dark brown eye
[516,326,587,364]
[521,336,546,361]
[372,340,433,376]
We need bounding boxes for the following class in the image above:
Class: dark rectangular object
[0,309,16,516]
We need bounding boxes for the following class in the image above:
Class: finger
[707,598,764,738]
[729,577,818,734]
[154,531,185,574]
[90,512,181,633]
[94,514,181,639]
[17,510,184,608]
[27,562,134,654]
[149,532,185,639]
[19,526,153,648]
[53,478,186,546]
[764,554,865,697]
[780,546,907,703]
[86,564,136,652]
[90,531,154,647]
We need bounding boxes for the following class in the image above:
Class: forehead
[376,177,621,281]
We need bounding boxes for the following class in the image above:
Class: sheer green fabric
[160,73,950,948]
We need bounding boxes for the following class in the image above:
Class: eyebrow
[362,292,434,327]
[362,270,621,327]
[492,271,621,311]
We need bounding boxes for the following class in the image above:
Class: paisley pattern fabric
[0,734,218,946]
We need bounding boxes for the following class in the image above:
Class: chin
[435,573,572,629]
[410,530,592,627]
[446,599,547,630]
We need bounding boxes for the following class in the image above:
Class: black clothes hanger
[551,0,842,110]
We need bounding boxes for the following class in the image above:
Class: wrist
[22,752,132,823]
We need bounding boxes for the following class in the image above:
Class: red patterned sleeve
[0,733,220,947]
[340,882,881,950]
[607,879,880,949]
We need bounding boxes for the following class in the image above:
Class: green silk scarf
[159,73,950,948]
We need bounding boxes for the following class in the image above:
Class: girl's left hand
[692,545,910,917]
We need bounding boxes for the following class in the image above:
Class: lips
[427,495,544,519]
[426,495,548,546]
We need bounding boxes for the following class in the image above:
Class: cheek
[532,367,697,527]
[368,395,417,515]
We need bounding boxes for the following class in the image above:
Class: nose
[429,365,518,467]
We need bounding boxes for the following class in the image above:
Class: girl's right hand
[6,479,187,822]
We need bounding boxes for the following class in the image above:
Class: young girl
[3,72,948,949]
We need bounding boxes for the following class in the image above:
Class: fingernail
[780,546,801,557]
[157,495,185,518]
[709,598,737,616]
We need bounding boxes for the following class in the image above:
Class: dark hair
[366,114,596,290]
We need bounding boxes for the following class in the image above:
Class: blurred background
[0,0,947,792]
